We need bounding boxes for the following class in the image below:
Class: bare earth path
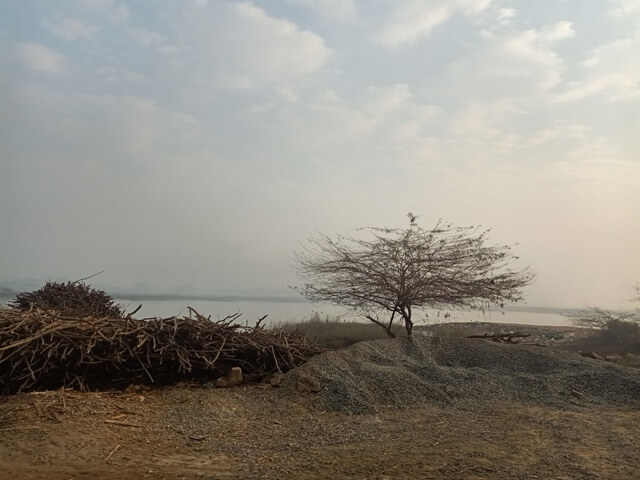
[2,386,639,480]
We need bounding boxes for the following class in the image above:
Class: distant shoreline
[0,290,588,315]
[112,293,308,304]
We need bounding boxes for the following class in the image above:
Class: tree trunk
[365,315,397,338]
[402,306,413,336]
[405,319,413,336]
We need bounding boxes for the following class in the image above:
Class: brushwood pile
[0,282,321,395]
[9,281,125,318]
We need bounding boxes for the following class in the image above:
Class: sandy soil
[2,385,639,480]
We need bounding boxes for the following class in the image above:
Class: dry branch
[466,332,531,344]
[105,444,122,461]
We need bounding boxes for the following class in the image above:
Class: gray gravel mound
[284,335,640,413]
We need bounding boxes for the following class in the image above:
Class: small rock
[216,367,243,388]
[124,384,150,393]
[269,373,283,388]
[578,351,604,360]
[570,389,584,399]
[215,377,228,387]
[297,375,321,393]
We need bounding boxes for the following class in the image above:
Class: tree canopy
[293,215,535,336]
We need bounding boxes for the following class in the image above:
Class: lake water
[113,298,575,327]
[0,295,576,327]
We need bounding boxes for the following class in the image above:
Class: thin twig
[104,419,142,428]
[74,271,106,284]
[105,444,122,461]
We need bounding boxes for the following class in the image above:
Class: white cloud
[496,8,517,25]
[128,28,165,47]
[444,101,524,160]
[553,75,639,103]
[4,84,201,162]
[376,0,493,47]
[42,17,98,40]
[240,84,442,171]
[525,122,590,147]
[286,0,357,21]
[179,2,330,88]
[83,0,129,22]
[554,34,640,102]
[96,66,147,83]
[609,0,640,18]
[15,43,67,74]
[127,27,184,57]
[502,22,574,89]
[429,19,575,103]
[539,21,574,42]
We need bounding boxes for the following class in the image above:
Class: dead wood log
[466,332,531,344]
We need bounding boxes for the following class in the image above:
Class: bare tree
[293,215,535,337]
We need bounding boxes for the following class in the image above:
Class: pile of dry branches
[10,281,125,318]
[0,308,321,395]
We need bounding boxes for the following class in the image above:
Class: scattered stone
[216,367,243,388]
[570,389,584,399]
[269,373,283,388]
[296,375,321,393]
[282,336,640,413]
[579,351,605,360]
[124,384,150,394]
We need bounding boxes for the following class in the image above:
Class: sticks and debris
[104,419,141,428]
[105,444,122,461]
[0,307,321,395]
[466,332,531,344]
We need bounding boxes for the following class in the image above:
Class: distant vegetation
[562,285,640,355]
[563,319,640,355]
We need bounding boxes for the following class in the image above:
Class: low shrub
[564,319,640,355]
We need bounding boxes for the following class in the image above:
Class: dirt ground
[2,384,639,480]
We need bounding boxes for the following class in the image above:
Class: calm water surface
[0,295,575,327]
[114,298,574,327]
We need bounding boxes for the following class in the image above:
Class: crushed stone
[281,335,640,413]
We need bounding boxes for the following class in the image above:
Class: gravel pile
[283,335,640,413]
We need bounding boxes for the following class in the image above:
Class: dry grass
[422,322,486,338]
[274,315,406,347]
[274,317,506,348]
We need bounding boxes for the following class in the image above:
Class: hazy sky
[1,0,638,309]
